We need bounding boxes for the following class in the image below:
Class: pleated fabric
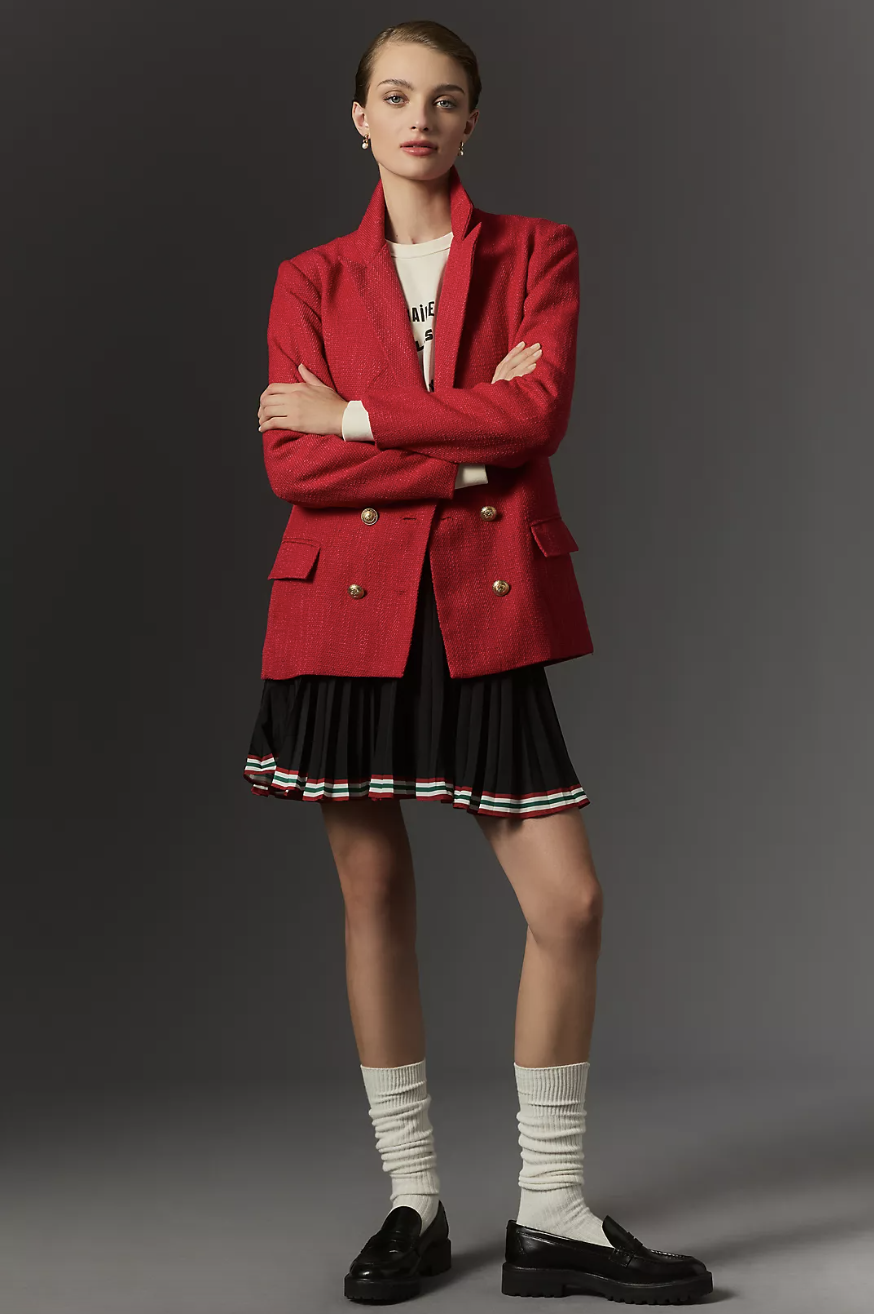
[243,551,589,818]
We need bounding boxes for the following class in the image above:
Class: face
[352,40,478,182]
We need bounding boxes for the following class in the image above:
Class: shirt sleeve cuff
[454,463,489,488]
[341,400,375,442]
[342,402,487,488]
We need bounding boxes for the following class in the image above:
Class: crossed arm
[258,223,579,507]
[358,224,580,468]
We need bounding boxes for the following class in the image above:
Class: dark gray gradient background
[5,2,873,1107]
[5,4,874,1310]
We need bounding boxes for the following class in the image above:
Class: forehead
[370,40,466,93]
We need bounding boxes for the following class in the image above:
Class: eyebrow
[376,78,466,95]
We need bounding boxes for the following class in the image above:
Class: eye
[384,93,458,108]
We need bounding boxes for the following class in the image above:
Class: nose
[409,102,434,131]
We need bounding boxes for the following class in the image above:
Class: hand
[491,340,542,384]
[258,364,348,436]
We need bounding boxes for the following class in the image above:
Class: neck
[378,166,453,244]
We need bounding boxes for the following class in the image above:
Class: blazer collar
[348,165,483,390]
[353,163,478,262]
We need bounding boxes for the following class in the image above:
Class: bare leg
[474,808,604,1065]
[319,798,426,1067]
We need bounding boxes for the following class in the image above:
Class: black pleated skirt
[243,550,589,818]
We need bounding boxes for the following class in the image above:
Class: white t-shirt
[342,230,488,489]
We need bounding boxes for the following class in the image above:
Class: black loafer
[502,1213,713,1303]
[344,1200,452,1303]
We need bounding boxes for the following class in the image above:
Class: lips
[401,142,436,150]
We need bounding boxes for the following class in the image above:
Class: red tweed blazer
[258,165,594,680]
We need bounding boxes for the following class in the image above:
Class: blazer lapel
[347,165,482,391]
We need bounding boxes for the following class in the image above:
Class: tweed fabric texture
[258,166,593,680]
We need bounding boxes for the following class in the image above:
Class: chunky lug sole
[501,1261,713,1303]
[345,1236,452,1303]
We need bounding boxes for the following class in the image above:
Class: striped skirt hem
[244,755,589,818]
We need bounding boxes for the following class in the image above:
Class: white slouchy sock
[360,1058,441,1231]
[514,1060,610,1245]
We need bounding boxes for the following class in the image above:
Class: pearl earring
[361,134,370,150]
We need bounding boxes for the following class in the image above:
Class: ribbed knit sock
[360,1058,441,1232]
[514,1060,610,1245]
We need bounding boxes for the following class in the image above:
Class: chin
[393,153,447,179]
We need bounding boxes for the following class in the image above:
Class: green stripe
[244,761,587,813]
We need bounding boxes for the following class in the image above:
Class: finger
[502,342,539,364]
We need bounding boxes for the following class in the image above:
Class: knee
[331,836,414,930]
[567,886,604,945]
[340,855,413,925]
[320,800,413,924]
[531,884,604,951]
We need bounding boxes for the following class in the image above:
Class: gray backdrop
[5,0,872,1098]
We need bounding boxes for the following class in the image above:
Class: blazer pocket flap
[530,516,579,556]
[267,537,321,580]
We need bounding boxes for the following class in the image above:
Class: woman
[247,20,713,1307]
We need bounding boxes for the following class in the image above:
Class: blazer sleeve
[358,223,580,469]
[261,259,460,508]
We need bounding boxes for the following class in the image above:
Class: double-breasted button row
[481,506,509,593]
[350,579,507,598]
[348,505,509,598]
[351,509,377,595]
[363,504,495,527]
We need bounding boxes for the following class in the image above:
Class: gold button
[348,584,366,598]
[480,505,497,520]
[361,507,379,525]
[493,579,510,596]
